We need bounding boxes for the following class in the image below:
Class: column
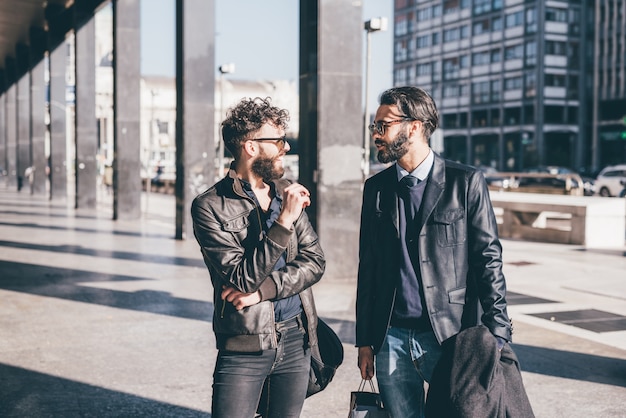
[112,0,141,220]
[0,71,6,186]
[6,84,17,189]
[75,1,98,209]
[16,44,31,192]
[30,28,48,195]
[175,0,216,239]
[299,0,363,279]
[47,6,71,201]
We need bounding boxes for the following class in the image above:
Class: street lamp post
[363,17,388,181]
[218,63,235,181]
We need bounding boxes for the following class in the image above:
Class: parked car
[523,166,595,196]
[594,164,626,197]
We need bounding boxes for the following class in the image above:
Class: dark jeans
[211,315,310,418]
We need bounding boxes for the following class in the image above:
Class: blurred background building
[392,0,626,173]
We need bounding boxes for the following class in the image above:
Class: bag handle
[357,378,378,393]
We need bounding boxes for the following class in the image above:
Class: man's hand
[276,183,311,227]
[221,286,261,310]
[358,346,375,380]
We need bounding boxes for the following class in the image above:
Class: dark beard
[377,131,410,163]
[251,155,284,182]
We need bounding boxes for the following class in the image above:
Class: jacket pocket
[433,208,466,247]
[221,213,250,233]
[448,287,466,305]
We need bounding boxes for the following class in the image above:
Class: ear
[408,120,423,139]
[241,140,258,158]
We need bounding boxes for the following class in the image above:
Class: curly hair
[379,86,439,138]
[221,97,290,160]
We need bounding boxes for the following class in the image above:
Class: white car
[594,164,626,197]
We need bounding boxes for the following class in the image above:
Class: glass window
[525,72,536,97]
[444,0,460,14]
[395,14,408,36]
[505,76,523,90]
[474,0,491,15]
[506,11,523,28]
[443,84,459,97]
[545,40,566,55]
[418,7,431,21]
[545,74,566,87]
[491,49,501,63]
[525,41,537,65]
[526,8,537,32]
[546,7,568,22]
[417,62,432,75]
[491,80,501,101]
[417,35,430,48]
[474,19,489,36]
[459,84,469,97]
[472,81,490,104]
[472,51,490,65]
[505,44,523,60]
[395,40,408,62]
[460,25,469,39]
[492,16,503,31]
[444,27,460,42]
[443,57,460,80]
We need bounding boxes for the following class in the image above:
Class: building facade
[393,0,625,172]
[593,0,626,168]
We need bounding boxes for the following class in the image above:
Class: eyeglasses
[368,118,413,136]
[251,136,287,150]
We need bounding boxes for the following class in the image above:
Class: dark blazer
[356,152,512,353]
[425,325,535,418]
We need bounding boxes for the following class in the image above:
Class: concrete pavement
[1,186,625,417]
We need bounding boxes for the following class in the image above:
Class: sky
[140,0,393,110]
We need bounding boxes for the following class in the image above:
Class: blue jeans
[375,327,442,418]
[211,315,310,418]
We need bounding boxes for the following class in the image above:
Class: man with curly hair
[191,97,325,417]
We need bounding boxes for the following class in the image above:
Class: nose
[283,140,291,152]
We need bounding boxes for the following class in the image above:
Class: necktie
[400,175,419,188]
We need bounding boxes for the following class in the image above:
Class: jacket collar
[378,151,446,235]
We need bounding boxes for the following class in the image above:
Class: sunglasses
[368,118,413,136]
[251,136,287,150]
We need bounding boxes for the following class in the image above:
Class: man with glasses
[191,97,325,417]
[355,86,512,417]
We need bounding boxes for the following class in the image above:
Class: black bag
[349,379,390,418]
[307,318,344,397]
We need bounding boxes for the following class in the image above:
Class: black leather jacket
[356,153,512,353]
[191,169,325,352]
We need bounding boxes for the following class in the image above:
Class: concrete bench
[489,192,626,248]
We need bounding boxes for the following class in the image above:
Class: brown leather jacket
[356,153,512,353]
[191,169,325,352]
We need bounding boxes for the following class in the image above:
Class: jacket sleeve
[191,194,291,295]
[265,209,325,300]
[467,170,512,342]
[191,194,324,300]
[355,180,376,347]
